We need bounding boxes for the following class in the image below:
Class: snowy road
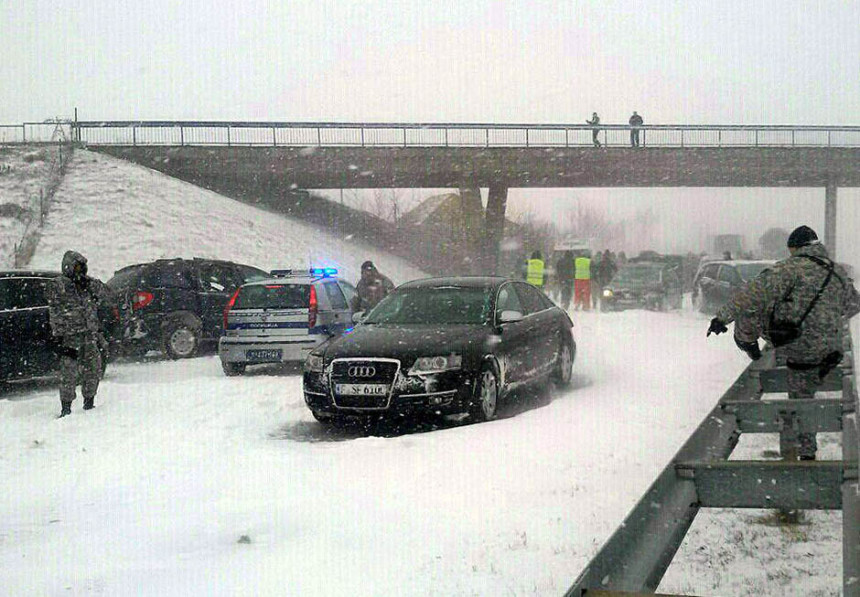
[4,307,838,596]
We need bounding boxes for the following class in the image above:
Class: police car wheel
[164,322,200,359]
[222,361,246,376]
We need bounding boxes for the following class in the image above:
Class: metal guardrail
[5,121,860,148]
[565,330,860,596]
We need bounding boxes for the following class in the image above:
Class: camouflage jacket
[716,243,860,363]
[353,273,394,312]
[46,251,112,342]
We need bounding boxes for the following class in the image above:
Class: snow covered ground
[1,149,857,595]
[28,149,426,285]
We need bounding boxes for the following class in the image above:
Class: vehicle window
[141,262,193,289]
[338,280,358,310]
[612,265,661,284]
[664,270,680,287]
[198,262,239,293]
[736,263,772,281]
[717,266,741,284]
[322,281,348,310]
[0,279,11,310]
[514,282,547,315]
[235,265,269,284]
[10,278,49,309]
[365,286,492,325]
[107,266,142,289]
[496,284,523,315]
[234,284,310,310]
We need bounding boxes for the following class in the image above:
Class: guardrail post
[272,127,277,147]
[317,127,321,146]
[180,126,184,146]
[133,126,137,146]
[565,129,569,147]
[485,128,489,148]
[361,128,365,147]
[718,129,721,147]
[444,128,448,147]
[227,126,231,147]
[755,129,759,147]
[403,128,407,147]
[22,124,26,142]
[525,129,529,147]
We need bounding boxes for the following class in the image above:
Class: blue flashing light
[310,267,338,277]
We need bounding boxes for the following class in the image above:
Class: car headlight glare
[602,289,613,298]
[304,354,324,373]
[409,354,462,375]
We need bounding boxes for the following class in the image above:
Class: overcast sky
[3,0,859,256]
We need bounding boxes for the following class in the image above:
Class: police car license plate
[336,383,388,396]
[245,349,282,362]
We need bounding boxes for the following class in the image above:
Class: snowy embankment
[0,146,61,268]
[28,149,425,284]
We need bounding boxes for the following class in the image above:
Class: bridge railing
[4,121,860,148]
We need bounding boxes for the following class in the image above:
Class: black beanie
[787,225,818,248]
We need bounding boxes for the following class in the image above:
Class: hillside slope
[29,150,426,284]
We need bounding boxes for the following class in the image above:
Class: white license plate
[335,383,389,396]
[246,349,282,362]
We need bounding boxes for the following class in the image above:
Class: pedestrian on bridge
[628,111,643,147]
[707,225,860,461]
[586,112,601,147]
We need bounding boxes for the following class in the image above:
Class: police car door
[320,280,352,335]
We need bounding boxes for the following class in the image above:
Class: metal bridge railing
[5,121,860,148]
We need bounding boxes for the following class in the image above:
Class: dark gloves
[818,351,843,380]
[53,345,79,359]
[707,318,728,337]
[734,338,762,361]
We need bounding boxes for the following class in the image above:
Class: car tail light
[309,286,318,329]
[224,288,241,330]
[131,291,154,311]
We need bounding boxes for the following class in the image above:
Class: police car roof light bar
[310,267,338,277]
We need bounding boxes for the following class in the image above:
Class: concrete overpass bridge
[8,120,859,269]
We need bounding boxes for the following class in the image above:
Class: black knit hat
[361,260,375,271]
[787,225,819,248]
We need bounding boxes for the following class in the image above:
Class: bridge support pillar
[485,185,508,275]
[458,187,484,274]
[825,182,837,258]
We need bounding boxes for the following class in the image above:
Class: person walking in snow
[46,251,113,417]
[628,111,644,147]
[707,226,860,461]
[555,251,576,311]
[573,251,592,310]
[352,260,394,313]
[586,112,602,147]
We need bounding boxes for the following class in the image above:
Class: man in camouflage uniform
[46,251,113,417]
[352,260,394,313]
[707,226,860,460]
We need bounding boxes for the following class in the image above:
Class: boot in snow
[83,396,95,411]
[58,401,73,418]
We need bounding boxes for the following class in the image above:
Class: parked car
[601,262,683,311]
[303,276,576,426]
[106,258,269,359]
[0,270,115,383]
[219,268,357,375]
[692,259,775,314]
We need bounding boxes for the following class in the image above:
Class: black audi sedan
[302,277,575,425]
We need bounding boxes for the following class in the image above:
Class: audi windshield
[363,286,492,325]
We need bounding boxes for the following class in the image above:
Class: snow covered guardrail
[565,327,860,596]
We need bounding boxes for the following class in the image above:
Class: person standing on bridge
[628,111,644,147]
[707,226,860,461]
[586,112,601,147]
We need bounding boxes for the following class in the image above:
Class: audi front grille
[329,358,401,410]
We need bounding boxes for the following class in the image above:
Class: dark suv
[693,260,774,313]
[0,271,115,383]
[107,258,269,359]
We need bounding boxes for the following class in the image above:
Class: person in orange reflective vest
[574,252,592,310]
[525,251,547,288]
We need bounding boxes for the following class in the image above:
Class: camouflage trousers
[59,335,102,404]
[778,367,822,460]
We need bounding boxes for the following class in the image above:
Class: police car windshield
[234,284,309,310]
[736,263,771,281]
[364,286,492,325]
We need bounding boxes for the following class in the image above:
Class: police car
[218,268,357,375]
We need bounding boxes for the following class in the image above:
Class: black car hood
[322,324,491,362]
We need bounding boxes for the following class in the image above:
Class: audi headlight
[603,288,613,298]
[304,354,324,373]
[408,354,463,375]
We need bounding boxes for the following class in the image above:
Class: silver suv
[218,268,357,375]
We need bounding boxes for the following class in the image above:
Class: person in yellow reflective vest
[574,252,592,310]
[525,251,547,288]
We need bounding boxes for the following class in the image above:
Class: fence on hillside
[12,123,73,267]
